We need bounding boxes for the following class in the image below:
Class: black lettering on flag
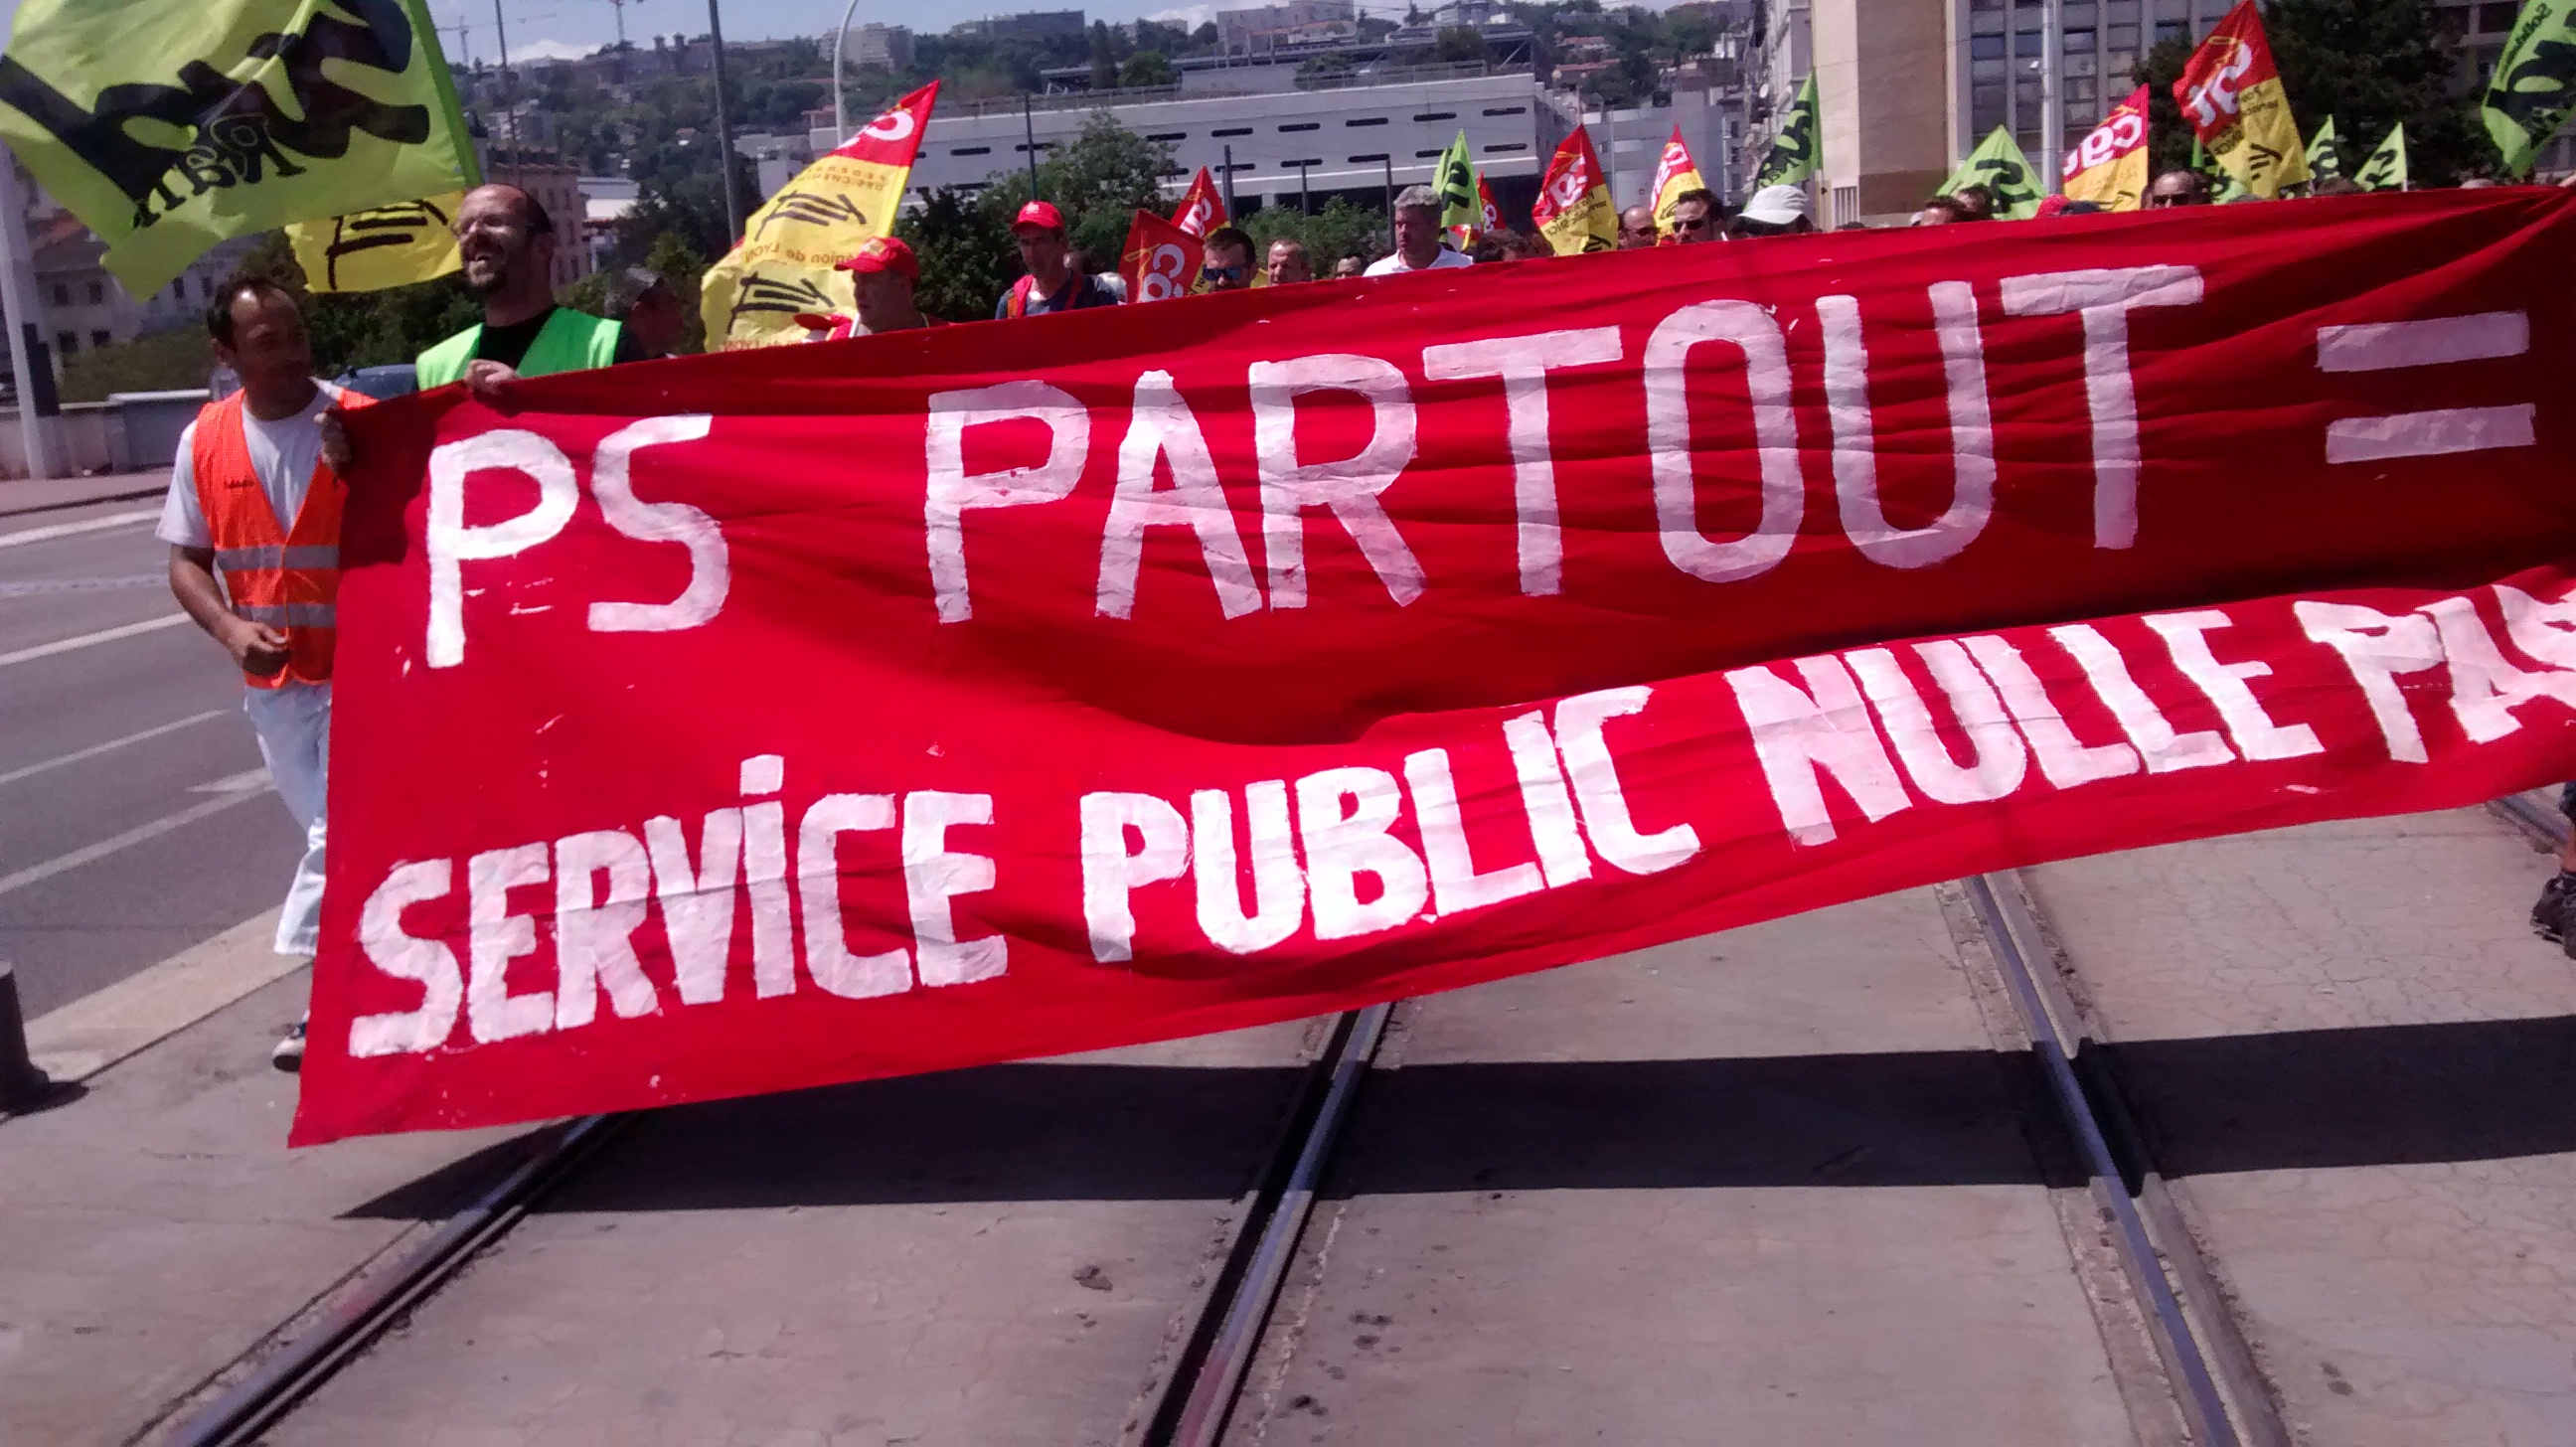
[753,189,869,241]
[728,271,832,325]
[0,0,431,231]
[322,196,452,288]
[2493,36,2576,139]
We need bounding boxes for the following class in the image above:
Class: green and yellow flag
[1432,130,1479,241]
[0,0,478,297]
[2352,121,2409,190]
[2485,0,2576,177]
[1754,73,1820,189]
[2305,116,2342,179]
[286,191,463,292]
[1937,127,2043,219]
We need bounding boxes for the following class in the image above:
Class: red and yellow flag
[2173,1,2309,197]
[1171,168,1227,238]
[1477,174,1502,238]
[1648,126,1705,238]
[2062,85,2152,211]
[1532,127,1615,255]
[701,81,939,350]
[1120,209,1205,303]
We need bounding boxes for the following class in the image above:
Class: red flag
[1119,209,1204,303]
[1171,169,1227,238]
[1477,174,1502,236]
[2172,0,2310,195]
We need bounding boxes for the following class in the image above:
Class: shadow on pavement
[340,1013,2576,1216]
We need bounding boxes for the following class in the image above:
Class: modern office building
[1751,0,2565,229]
[858,63,1555,220]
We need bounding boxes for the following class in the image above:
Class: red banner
[297,191,2576,1143]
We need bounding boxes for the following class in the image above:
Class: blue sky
[0,1,1255,64]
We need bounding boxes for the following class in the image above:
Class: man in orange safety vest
[158,278,371,1071]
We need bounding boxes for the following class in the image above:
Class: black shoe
[2532,873,2576,951]
[270,1016,306,1073]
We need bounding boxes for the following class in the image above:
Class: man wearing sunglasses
[1200,226,1254,292]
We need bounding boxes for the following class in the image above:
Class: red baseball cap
[835,235,918,279]
[1012,200,1065,235]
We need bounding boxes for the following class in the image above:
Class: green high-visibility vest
[416,308,621,389]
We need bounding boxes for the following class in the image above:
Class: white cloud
[1145,5,1219,31]
[506,38,599,64]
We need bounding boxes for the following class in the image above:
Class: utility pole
[492,0,523,187]
[1221,144,1236,217]
[708,0,741,239]
[1022,94,1041,196]
[0,159,49,483]
[604,0,629,49]
[2039,0,2065,195]
[1380,156,1394,250]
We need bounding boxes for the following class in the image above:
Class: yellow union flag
[0,0,479,296]
[2062,86,2151,211]
[1648,125,1705,237]
[286,191,462,292]
[702,81,939,350]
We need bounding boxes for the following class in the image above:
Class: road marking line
[0,612,190,669]
[25,914,298,1083]
[0,709,228,789]
[0,507,160,548]
[0,787,270,900]
[190,766,270,794]
[2325,404,2536,464]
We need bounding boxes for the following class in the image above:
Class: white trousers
[244,682,330,957]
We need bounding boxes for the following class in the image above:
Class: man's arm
[168,545,287,677]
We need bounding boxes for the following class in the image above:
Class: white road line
[190,766,270,794]
[2317,311,2528,372]
[24,913,298,1084]
[0,507,161,549]
[2325,404,2537,464]
[0,612,190,669]
[0,787,270,900]
[0,708,227,789]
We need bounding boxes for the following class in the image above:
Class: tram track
[140,794,2567,1444]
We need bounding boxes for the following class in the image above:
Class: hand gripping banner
[298,191,2576,1143]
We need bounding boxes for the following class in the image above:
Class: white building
[849,64,1549,216]
[1215,1,1358,57]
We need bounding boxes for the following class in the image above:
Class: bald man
[415,183,638,392]
[1618,205,1658,249]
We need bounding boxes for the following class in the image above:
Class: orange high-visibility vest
[189,388,372,689]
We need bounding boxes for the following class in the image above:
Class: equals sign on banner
[2315,310,2535,464]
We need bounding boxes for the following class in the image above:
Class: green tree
[1240,197,1390,272]
[1121,51,1176,86]
[897,187,1020,321]
[2266,0,2483,182]
[1090,21,1119,88]
[1436,26,1493,62]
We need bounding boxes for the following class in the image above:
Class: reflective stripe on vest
[212,544,341,570]
[235,602,339,627]
[188,389,370,689]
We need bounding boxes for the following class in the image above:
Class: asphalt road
[0,488,306,1021]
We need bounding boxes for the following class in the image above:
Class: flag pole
[0,162,50,483]
[2039,0,2064,195]
[831,0,866,140]
[709,0,742,239]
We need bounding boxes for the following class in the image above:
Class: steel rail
[1965,874,2245,1447]
[165,1112,626,1447]
[1155,1002,1393,1447]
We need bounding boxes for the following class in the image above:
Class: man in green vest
[416,183,640,391]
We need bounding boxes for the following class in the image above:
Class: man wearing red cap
[997,200,1118,318]
[796,237,939,340]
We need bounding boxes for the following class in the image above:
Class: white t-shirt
[1364,247,1474,277]
[156,382,348,550]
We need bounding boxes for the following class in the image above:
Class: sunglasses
[1201,263,1247,282]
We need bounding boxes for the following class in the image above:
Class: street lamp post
[831,0,866,140]
[708,0,741,239]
